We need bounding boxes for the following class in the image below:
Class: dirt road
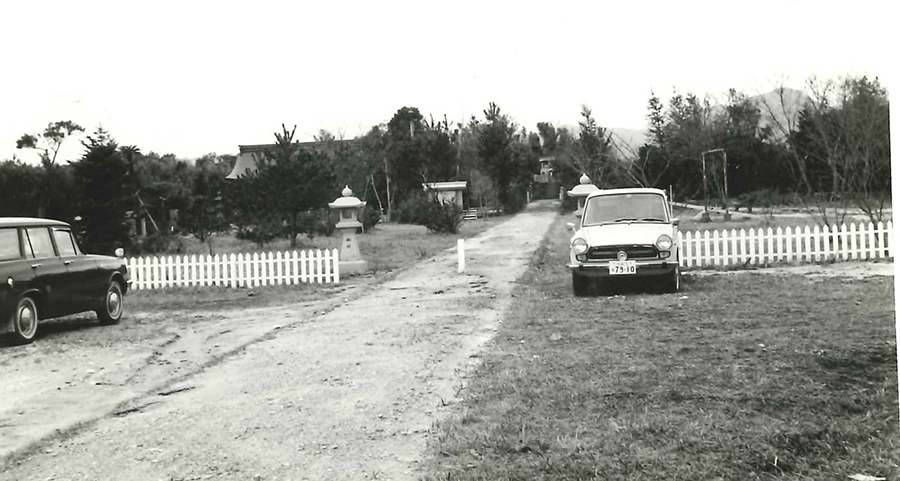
[0,201,559,480]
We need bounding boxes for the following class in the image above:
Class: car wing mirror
[671,218,680,226]
[566,222,577,233]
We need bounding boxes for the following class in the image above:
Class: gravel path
[0,201,558,481]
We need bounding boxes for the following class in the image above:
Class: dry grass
[422,214,898,480]
[178,219,508,274]
[674,206,891,234]
[2,217,511,348]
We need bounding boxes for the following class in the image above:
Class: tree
[536,122,559,156]
[475,102,517,210]
[71,128,131,254]
[383,107,426,220]
[794,76,891,223]
[552,105,636,192]
[181,157,229,254]
[15,120,85,218]
[760,76,891,224]
[225,125,337,248]
[0,160,43,216]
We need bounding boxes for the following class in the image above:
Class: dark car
[0,217,130,344]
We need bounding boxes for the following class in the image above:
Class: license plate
[608,260,637,275]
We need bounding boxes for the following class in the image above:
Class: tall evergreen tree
[71,128,131,254]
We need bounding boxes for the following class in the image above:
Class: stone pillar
[328,185,368,276]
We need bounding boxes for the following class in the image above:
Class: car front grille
[587,245,659,260]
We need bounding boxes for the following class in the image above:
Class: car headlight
[571,238,588,254]
[656,234,673,250]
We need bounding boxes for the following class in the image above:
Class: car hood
[576,223,674,247]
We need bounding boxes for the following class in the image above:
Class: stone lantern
[566,173,600,217]
[328,185,368,276]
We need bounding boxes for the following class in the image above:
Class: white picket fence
[678,221,893,269]
[127,249,340,290]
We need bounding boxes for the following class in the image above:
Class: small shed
[422,181,467,209]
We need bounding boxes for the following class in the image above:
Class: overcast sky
[1,0,895,164]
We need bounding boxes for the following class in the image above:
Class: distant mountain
[557,124,649,155]
[607,128,648,154]
[748,87,810,139]
[554,88,809,156]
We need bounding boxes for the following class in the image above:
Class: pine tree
[71,128,132,254]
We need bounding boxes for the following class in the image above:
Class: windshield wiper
[614,218,637,223]
[640,217,667,222]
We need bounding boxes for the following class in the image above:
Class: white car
[567,188,681,295]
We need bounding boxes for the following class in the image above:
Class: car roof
[0,217,71,229]
[588,187,667,198]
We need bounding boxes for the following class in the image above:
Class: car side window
[53,229,78,257]
[25,227,56,259]
[0,228,22,262]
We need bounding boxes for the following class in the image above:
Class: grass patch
[422,214,898,480]
[173,218,508,274]
[674,205,891,234]
[116,217,509,314]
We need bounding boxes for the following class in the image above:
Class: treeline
[614,75,890,224]
[2,75,889,254]
[1,103,553,254]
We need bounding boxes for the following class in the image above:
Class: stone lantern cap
[567,173,600,197]
[328,185,366,209]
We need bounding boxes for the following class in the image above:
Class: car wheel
[96,281,124,325]
[664,265,681,293]
[572,272,591,297]
[11,296,39,344]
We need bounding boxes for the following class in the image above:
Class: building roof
[238,138,359,154]
[227,138,360,180]
[0,217,70,228]
[423,181,467,191]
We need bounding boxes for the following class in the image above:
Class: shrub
[420,199,463,234]
[395,192,428,225]
[395,193,463,233]
[132,232,185,255]
[502,182,528,214]
[297,208,335,238]
[361,204,381,232]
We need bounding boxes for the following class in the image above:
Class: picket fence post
[332,248,340,282]
[887,221,894,258]
[316,249,324,283]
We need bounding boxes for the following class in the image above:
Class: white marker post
[457,239,465,273]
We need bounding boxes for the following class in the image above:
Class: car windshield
[582,193,669,226]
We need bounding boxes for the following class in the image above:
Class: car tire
[11,296,39,345]
[664,265,681,293]
[572,272,591,297]
[96,281,124,326]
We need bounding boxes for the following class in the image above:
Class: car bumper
[568,261,678,278]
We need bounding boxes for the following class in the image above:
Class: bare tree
[16,120,85,217]
[758,76,890,225]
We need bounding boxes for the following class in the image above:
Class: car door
[0,228,36,324]
[23,226,71,318]
[53,228,102,310]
